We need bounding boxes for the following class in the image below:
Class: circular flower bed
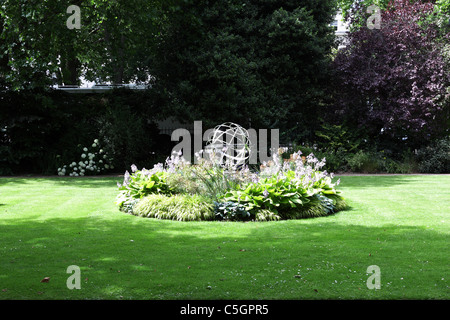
[115,149,348,221]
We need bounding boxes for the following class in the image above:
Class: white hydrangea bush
[57,138,115,176]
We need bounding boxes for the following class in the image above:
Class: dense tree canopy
[150,0,337,142]
[0,0,164,89]
[332,0,450,149]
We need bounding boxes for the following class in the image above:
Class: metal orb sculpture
[205,122,252,166]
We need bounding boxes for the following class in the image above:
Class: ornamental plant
[214,201,252,221]
[220,174,309,217]
[57,138,114,176]
[115,164,175,213]
[115,148,347,221]
[332,0,450,148]
[220,149,343,220]
[132,194,215,221]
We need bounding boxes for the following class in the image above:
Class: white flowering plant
[57,138,115,176]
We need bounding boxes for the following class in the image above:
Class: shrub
[0,90,98,175]
[133,194,215,221]
[95,102,160,171]
[333,0,450,147]
[416,137,450,173]
[290,144,349,173]
[0,89,162,175]
[315,149,349,173]
[382,157,417,174]
[347,150,383,173]
[116,165,175,212]
[57,138,114,176]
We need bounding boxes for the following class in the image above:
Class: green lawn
[0,175,448,300]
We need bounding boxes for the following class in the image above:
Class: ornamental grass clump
[133,194,215,221]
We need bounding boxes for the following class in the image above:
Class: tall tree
[150,0,337,142]
[0,0,162,90]
[332,0,450,149]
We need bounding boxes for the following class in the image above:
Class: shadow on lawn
[1,213,446,257]
[0,212,447,299]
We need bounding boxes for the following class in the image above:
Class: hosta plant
[116,164,174,212]
[214,201,252,221]
[220,173,309,216]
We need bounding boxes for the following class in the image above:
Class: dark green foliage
[151,0,337,142]
[214,201,251,221]
[221,174,309,216]
[314,122,368,155]
[93,89,162,171]
[0,89,162,175]
[347,150,384,173]
[116,170,175,212]
[416,137,450,173]
[0,0,161,89]
[0,89,97,175]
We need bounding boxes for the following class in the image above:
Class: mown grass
[0,175,448,300]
